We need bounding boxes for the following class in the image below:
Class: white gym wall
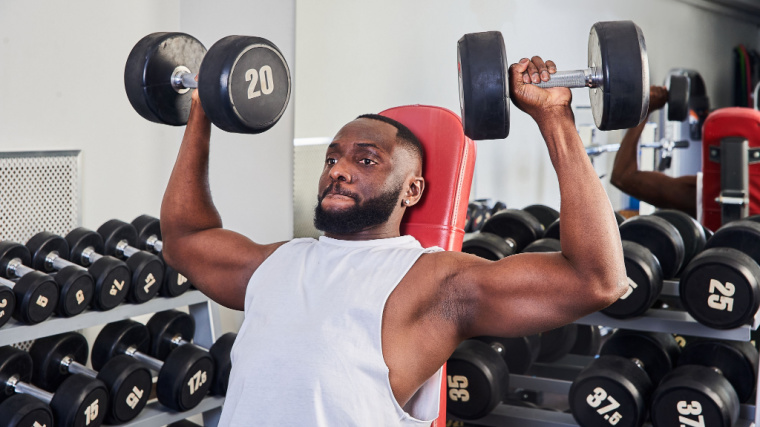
[294,0,760,213]
[0,0,296,334]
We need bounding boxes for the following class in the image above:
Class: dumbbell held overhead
[458,20,649,139]
[125,32,291,134]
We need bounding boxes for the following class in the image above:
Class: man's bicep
[167,228,285,310]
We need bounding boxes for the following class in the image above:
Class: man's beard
[314,181,403,234]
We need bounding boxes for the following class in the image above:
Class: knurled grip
[535,69,593,89]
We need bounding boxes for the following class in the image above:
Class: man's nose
[329,158,351,182]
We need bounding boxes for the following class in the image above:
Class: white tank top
[219,235,444,426]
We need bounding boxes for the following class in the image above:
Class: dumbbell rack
[0,290,224,427]
[452,279,760,427]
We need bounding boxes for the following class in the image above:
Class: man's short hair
[356,114,424,165]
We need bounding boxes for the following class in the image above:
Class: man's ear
[404,176,425,207]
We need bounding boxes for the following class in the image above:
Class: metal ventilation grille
[0,151,81,243]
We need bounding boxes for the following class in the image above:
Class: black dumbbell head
[0,241,31,278]
[53,265,94,317]
[209,333,236,396]
[157,344,215,411]
[89,257,131,311]
[131,215,162,251]
[49,374,108,427]
[543,218,560,240]
[98,219,139,258]
[125,32,206,126]
[0,286,15,329]
[65,228,105,264]
[536,324,578,363]
[602,241,663,319]
[26,231,69,272]
[600,330,680,385]
[480,209,543,253]
[446,340,509,420]
[92,320,151,371]
[146,310,196,360]
[619,215,685,279]
[13,271,59,324]
[652,209,707,269]
[569,325,602,356]
[198,35,291,134]
[29,332,89,391]
[97,355,152,424]
[0,346,33,401]
[522,205,559,230]
[0,394,53,427]
[522,238,561,253]
[475,334,540,375]
[678,339,758,403]
[125,251,163,303]
[667,74,690,122]
[161,256,193,297]
[679,247,760,329]
[462,232,515,260]
[705,219,760,264]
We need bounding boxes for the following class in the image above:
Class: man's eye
[361,159,374,165]
[326,158,337,165]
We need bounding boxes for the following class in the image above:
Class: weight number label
[110,279,125,296]
[76,290,85,304]
[677,400,705,427]
[126,385,144,409]
[177,274,188,286]
[620,277,638,300]
[32,422,46,427]
[83,399,99,425]
[187,369,208,395]
[447,375,470,402]
[586,387,622,425]
[0,298,6,318]
[36,295,48,308]
[707,279,734,312]
[246,65,275,99]
[143,273,156,293]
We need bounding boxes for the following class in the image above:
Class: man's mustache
[320,183,360,201]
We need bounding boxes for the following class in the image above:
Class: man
[610,86,698,217]
[161,56,627,425]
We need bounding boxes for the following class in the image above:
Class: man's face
[314,118,415,235]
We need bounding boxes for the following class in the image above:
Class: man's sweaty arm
[610,86,697,217]
[160,93,284,310]
[447,57,628,339]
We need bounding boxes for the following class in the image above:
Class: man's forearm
[538,112,625,287]
[161,100,222,244]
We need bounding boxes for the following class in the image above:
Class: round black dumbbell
[569,330,680,427]
[521,204,559,230]
[131,215,193,297]
[522,237,561,253]
[0,279,16,328]
[65,227,132,310]
[650,339,758,427]
[536,324,578,363]
[29,332,153,424]
[0,241,59,324]
[92,319,215,411]
[147,310,236,396]
[569,325,603,357]
[0,394,54,427]
[25,232,97,317]
[97,219,165,303]
[125,32,291,134]
[446,339,511,420]
[0,346,108,427]
[462,209,544,260]
[651,209,707,272]
[543,211,626,240]
[619,215,686,280]
[679,219,760,329]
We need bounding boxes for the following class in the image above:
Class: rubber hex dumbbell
[147,310,236,395]
[125,32,291,134]
[65,227,132,310]
[97,219,165,303]
[92,319,214,411]
[650,339,758,427]
[131,215,193,297]
[679,219,760,329]
[29,332,153,425]
[0,280,16,329]
[0,346,108,427]
[462,209,544,260]
[25,232,96,317]
[0,241,59,324]
[569,330,680,427]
